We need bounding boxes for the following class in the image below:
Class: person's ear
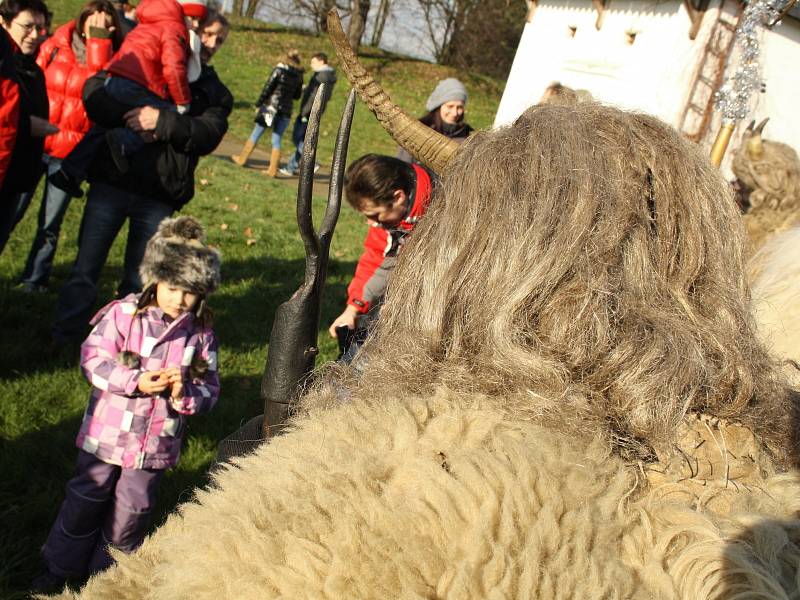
[392,189,406,207]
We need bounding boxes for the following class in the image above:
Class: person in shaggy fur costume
[46,17,800,600]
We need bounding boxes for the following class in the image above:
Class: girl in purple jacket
[35,216,221,591]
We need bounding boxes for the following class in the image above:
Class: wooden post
[709,121,735,167]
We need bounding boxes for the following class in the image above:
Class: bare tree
[347,0,371,49]
[414,0,479,63]
[231,0,245,16]
[370,0,392,46]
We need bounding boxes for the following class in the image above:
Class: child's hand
[163,367,184,404]
[138,370,169,394]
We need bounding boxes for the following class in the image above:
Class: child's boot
[265,148,281,177]
[231,139,256,167]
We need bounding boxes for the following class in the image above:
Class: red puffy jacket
[37,21,114,159]
[107,0,190,106]
[0,30,20,189]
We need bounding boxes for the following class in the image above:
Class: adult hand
[124,106,161,133]
[30,116,59,137]
[328,305,360,338]
[138,370,169,394]
[84,11,115,37]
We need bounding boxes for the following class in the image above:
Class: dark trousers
[42,450,163,578]
[53,182,173,341]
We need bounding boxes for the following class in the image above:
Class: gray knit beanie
[139,216,221,295]
[425,78,468,112]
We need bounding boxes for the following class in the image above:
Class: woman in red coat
[17,0,121,292]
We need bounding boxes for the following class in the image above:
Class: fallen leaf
[243,226,253,238]
[228,203,240,211]
[246,238,257,246]
[199,178,209,186]
[220,223,228,231]
[334,250,344,258]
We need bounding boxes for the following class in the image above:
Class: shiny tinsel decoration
[714,0,792,122]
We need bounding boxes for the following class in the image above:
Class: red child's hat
[177,0,207,19]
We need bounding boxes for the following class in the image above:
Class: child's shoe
[278,166,296,177]
[106,129,130,174]
[49,169,84,198]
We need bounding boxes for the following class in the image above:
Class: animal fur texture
[733,128,800,253]
[55,392,800,599]
[50,103,800,598]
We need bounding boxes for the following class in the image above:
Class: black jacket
[256,63,303,119]
[298,66,337,119]
[84,65,233,209]
[0,52,47,197]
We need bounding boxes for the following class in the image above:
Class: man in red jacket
[328,154,433,337]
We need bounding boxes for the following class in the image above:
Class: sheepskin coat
[59,392,800,599]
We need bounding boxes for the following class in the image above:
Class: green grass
[0,7,502,597]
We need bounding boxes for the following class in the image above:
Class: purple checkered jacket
[76,294,220,470]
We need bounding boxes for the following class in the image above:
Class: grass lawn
[0,5,503,596]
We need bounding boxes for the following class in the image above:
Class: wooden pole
[710,121,735,167]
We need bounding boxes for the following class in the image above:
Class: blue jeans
[286,116,309,173]
[248,114,291,150]
[53,182,173,341]
[20,157,71,288]
[62,77,176,181]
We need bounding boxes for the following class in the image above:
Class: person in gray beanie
[32,214,221,594]
[397,77,473,169]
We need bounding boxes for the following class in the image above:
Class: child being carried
[50,0,207,197]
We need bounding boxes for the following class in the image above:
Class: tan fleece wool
[56,392,800,599]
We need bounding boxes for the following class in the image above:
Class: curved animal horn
[747,117,769,160]
[326,9,460,174]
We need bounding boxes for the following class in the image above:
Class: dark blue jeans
[53,182,173,341]
[21,157,72,288]
[285,116,309,173]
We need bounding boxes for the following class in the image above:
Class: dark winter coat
[256,63,303,119]
[83,65,232,209]
[298,65,336,119]
[0,51,48,196]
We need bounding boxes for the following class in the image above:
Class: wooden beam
[592,0,608,30]
[684,0,710,40]
[526,0,537,23]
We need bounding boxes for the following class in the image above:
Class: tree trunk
[244,0,261,19]
[232,0,245,17]
[370,0,391,46]
[347,0,371,50]
[318,0,339,32]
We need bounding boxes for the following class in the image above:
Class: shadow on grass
[0,372,267,598]
[0,255,356,380]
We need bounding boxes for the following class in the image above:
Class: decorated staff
[710,0,796,166]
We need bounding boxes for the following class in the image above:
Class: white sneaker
[313,163,321,174]
[278,167,295,176]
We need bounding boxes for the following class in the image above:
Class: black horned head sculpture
[261,85,358,436]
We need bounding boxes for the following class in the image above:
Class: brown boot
[265,148,281,177]
[231,139,256,166]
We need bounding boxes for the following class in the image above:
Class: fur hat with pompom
[139,216,221,295]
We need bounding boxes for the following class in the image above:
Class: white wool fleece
[55,391,800,600]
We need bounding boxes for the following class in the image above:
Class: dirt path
[212,135,333,198]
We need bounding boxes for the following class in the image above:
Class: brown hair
[344,154,416,210]
[311,103,798,467]
[284,48,301,68]
[76,0,123,50]
[311,51,328,63]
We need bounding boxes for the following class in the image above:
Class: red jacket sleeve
[161,28,191,105]
[347,225,391,314]
[86,36,114,72]
[0,78,19,189]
